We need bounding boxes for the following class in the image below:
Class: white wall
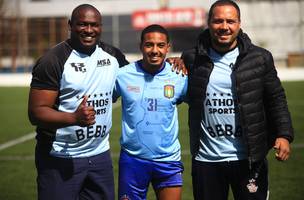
[239,1,304,60]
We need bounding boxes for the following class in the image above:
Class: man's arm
[262,50,293,161]
[166,57,188,75]
[274,137,290,161]
[28,88,96,129]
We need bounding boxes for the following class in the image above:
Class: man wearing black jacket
[182,0,294,200]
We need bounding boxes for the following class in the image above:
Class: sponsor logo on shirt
[97,59,111,67]
[164,84,174,99]
[127,85,140,93]
[71,63,86,73]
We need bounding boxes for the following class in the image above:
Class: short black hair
[140,24,170,44]
[208,0,241,23]
[70,4,101,24]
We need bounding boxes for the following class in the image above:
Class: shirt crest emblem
[164,84,174,99]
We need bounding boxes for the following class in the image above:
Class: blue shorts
[35,142,115,200]
[118,150,183,200]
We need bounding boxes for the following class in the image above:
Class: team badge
[164,84,174,99]
[247,178,258,193]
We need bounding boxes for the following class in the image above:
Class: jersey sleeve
[176,76,188,105]
[112,69,123,102]
[31,54,62,90]
[115,49,129,67]
[30,42,71,90]
[181,76,188,100]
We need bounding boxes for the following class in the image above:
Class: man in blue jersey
[182,0,294,200]
[113,24,188,200]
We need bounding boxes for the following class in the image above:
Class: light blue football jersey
[52,47,118,157]
[113,61,188,161]
[31,41,128,158]
[195,47,247,162]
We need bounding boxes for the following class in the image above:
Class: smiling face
[208,4,241,52]
[69,7,102,54]
[140,32,170,73]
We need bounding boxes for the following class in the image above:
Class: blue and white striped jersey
[113,61,188,161]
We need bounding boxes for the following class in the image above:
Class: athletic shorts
[118,150,183,200]
[35,143,115,200]
[192,158,268,200]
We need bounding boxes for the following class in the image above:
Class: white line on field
[0,132,36,151]
[0,102,122,152]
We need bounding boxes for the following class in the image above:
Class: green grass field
[0,82,303,200]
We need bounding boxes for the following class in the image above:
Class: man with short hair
[114,24,187,200]
[182,0,294,199]
[28,4,127,200]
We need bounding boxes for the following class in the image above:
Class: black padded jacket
[182,29,294,163]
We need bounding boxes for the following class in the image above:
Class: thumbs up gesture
[75,96,96,127]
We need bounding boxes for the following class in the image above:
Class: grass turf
[0,81,303,200]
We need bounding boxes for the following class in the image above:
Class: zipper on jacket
[233,55,251,164]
